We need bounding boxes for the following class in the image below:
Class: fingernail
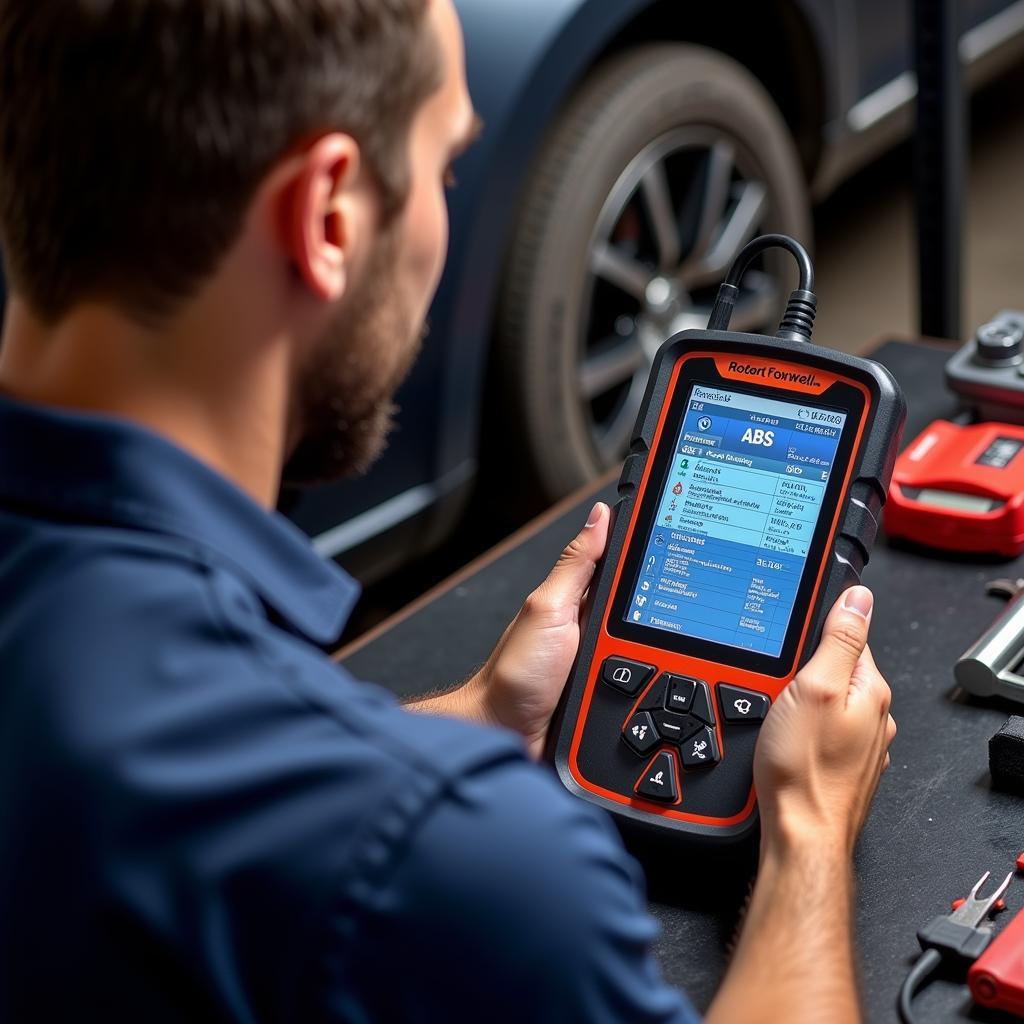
[585,503,603,528]
[842,586,873,619]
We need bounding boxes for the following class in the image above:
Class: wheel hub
[578,127,780,465]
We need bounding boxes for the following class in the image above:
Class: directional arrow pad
[651,710,703,746]
[680,725,721,770]
[689,681,717,726]
[621,711,659,756]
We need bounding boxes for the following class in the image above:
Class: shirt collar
[0,393,360,646]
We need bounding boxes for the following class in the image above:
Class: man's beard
[282,230,424,488]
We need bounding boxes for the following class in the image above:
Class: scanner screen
[626,384,847,657]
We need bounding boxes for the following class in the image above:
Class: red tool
[886,420,1024,556]
[969,902,1024,1017]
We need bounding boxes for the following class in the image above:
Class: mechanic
[0,1,896,1021]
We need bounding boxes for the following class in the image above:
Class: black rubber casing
[546,329,907,847]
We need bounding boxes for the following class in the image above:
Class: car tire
[494,43,812,501]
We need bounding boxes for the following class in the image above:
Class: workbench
[339,339,1024,1023]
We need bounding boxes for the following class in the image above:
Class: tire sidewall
[508,44,812,498]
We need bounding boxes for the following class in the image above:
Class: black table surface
[340,340,1024,1023]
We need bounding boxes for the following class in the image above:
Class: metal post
[914,0,966,340]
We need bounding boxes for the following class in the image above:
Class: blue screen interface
[626,384,847,657]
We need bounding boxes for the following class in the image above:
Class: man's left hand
[420,502,610,757]
[476,501,610,756]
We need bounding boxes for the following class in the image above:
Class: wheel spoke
[590,242,653,301]
[726,271,779,332]
[688,141,734,265]
[640,160,681,270]
[579,335,645,400]
[579,128,783,469]
[683,181,768,290]
[594,370,647,465]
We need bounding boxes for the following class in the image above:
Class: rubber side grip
[803,476,886,665]
[801,354,906,663]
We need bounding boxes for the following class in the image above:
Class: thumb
[800,586,873,686]
[530,503,611,618]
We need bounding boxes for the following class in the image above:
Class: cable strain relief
[776,288,817,343]
[707,282,740,332]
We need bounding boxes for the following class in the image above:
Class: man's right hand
[753,585,896,857]
[706,586,895,1024]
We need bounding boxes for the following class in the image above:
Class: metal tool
[948,871,1014,931]
[955,580,1024,704]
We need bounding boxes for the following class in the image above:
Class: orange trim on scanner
[568,350,872,826]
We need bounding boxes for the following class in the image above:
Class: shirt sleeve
[335,756,702,1024]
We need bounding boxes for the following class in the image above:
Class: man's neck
[0,297,288,509]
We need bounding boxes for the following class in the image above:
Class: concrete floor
[814,61,1024,356]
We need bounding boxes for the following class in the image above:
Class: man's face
[284,0,478,487]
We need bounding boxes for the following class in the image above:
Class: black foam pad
[990,715,1024,794]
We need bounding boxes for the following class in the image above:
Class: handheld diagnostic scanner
[547,235,906,846]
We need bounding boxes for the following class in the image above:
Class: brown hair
[0,0,441,324]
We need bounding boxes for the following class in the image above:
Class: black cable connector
[706,233,818,343]
[897,917,996,1024]
[898,949,943,1024]
[896,870,1012,1024]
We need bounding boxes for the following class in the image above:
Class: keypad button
[689,682,717,726]
[601,657,656,696]
[664,675,697,713]
[638,673,669,712]
[635,750,679,802]
[680,726,721,770]
[718,684,771,723]
[651,710,703,746]
[621,712,659,756]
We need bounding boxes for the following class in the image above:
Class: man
[0,1,896,1021]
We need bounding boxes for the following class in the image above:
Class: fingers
[878,716,898,775]
[527,503,611,621]
[800,586,873,692]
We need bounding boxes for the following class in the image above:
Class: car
[4,2,1024,585]
[284,0,1024,584]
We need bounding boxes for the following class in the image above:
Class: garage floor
[814,60,1024,356]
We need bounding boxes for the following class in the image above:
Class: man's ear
[282,133,364,302]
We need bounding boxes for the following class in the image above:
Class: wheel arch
[594,1,832,178]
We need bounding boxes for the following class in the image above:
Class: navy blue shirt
[0,395,699,1023]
